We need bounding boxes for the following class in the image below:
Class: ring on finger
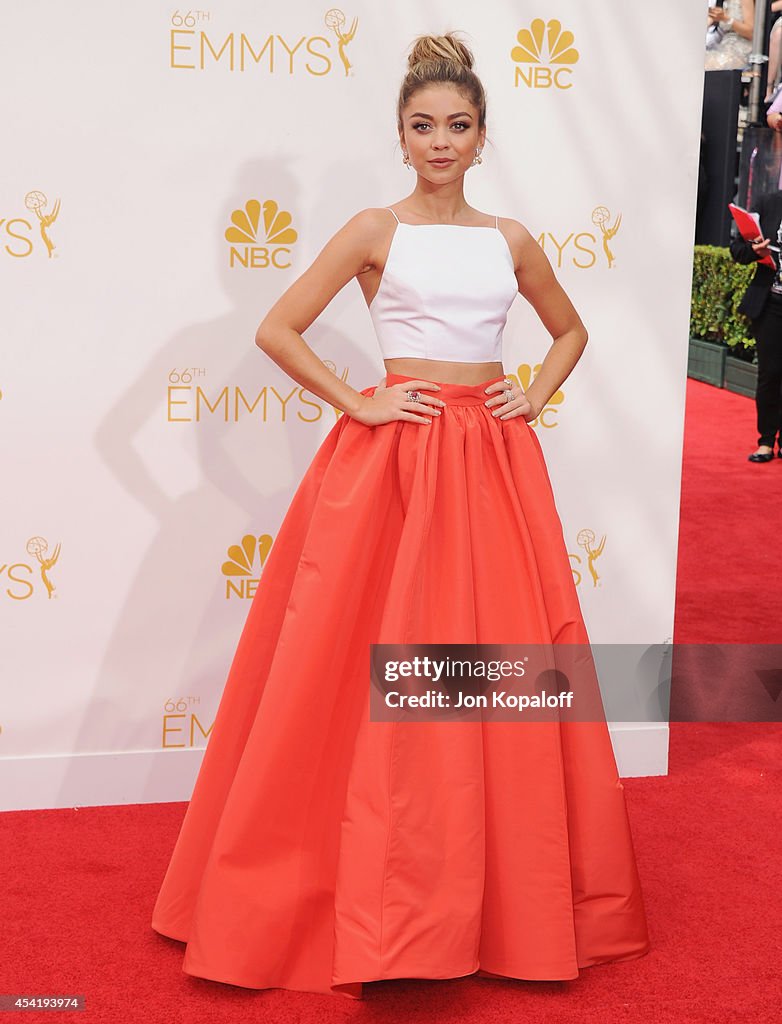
[407,389,422,403]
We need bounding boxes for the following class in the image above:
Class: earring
[472,148,483,166]
[403,152,411,168]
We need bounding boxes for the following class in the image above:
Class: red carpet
[2,378,780,1022]
[674,378,782,643]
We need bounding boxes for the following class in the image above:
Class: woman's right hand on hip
[351,380,446,427]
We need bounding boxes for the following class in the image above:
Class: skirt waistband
[384,372,507,406]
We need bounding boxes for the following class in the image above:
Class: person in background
[764,1,782,102]
[729,186,782,462]
[764,89,782,193]
[765,73,782,131]
[705,0,755,70]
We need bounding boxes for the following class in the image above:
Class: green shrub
[690,245,756,351]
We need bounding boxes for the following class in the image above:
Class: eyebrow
[408,111,473,119]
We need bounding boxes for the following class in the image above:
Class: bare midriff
[383,357,505,385]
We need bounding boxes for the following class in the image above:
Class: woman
[151,33,651,998]
[766,72,782,136]
[729,187,782,461]
[764,1,782,102]
[705,0,754,71]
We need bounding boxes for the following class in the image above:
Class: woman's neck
[402,186,471,224]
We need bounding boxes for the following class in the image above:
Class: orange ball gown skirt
[151,371,651,998]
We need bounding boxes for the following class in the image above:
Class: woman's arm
[255,208,388,418]
[768,86,782,127]
[732,0,755,41]
[708,1,755,39]
[729,233,767,263]
[503,220,588,418]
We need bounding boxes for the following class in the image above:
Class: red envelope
[728,203,776,268]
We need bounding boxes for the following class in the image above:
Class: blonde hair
[396,32,487,133]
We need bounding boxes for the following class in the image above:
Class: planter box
[724,354,757,398]
[687,339,758,396]
[688,337,726,386]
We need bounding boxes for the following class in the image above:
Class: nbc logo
[222,533,273,599]
[505,364,565,428]
[511,18,579,90]
[225,198,297,269]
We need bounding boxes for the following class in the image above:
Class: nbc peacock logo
[225,198,298,270]
[505,363,565,429]
[222,533,274,599]
[511,18,579,89]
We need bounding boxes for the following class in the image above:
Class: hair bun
[407,32,474,72]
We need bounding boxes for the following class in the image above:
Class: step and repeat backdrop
[1,1,707,808]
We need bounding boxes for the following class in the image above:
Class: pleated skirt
[150,371,651,998]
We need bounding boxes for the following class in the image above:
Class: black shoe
[748,450,775,462]
[778,449,782,458]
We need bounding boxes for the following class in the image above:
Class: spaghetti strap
[386,207,401,224]
[494,214,499,229]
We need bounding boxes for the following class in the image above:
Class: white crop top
[368,207,518,362]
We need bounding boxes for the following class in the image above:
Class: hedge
[690,245,756,352]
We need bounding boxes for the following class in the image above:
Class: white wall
[0,1,707,808]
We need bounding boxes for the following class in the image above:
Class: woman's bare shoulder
[497,216,536,244]
[318,208,397,267]
[335,207,398,238]
[497,216,541,270]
